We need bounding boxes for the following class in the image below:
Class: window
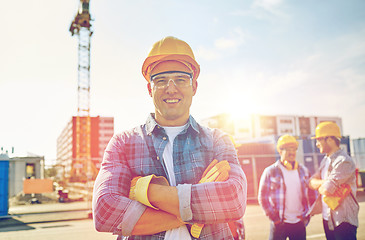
[26,163,36,179]
[280,119,292,124]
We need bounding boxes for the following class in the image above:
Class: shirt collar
[328,148,343,161]
[145,113,200,135]
[274,160,281,168]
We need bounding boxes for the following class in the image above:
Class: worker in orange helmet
[258,134,311,240]
[92,36,247,239]
[309,122,359,240]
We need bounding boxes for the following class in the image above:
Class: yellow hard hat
[311,121,341,139]
[277,135,298,152]
[142,36,200,82]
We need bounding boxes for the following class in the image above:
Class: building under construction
[57,0,105,182]
[57,116,114,182]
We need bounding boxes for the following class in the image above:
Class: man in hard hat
[92,36,247,239]
[309,122,359,240]
[258,134,311,240]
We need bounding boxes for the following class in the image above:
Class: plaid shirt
[92,114,247,239]
[258,161,311,224]
[311,149,359,230]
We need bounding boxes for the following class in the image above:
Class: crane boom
[69,0,93,182]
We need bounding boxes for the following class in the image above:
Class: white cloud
[253,0,284,11]
[200,26,365,134]
[231,0,285,17]
[196,27,247,60]
[232,0,288,20]
[215,38,239,49]
[195,46,220,61]
[214,27,246,50]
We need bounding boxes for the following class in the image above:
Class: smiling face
[315,137,335,155]
[279,146,297,164]
[148,72,197,126]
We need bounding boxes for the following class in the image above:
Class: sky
[0,0,364,165]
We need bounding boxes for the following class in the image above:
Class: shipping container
[353,138,365,170]
[236,142,276,200]
[300,139,315,175]
[300,139,324,175]
[341,136,351,155]
[234,135,352,200]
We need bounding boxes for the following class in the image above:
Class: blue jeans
[323,220,357,240]
[269,221,306,240]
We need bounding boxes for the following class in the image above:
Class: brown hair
[329,136,340,147]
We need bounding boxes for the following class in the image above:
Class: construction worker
[228,135,245,240]
[258,135,311,240]
[309,122,359,240]
[92,36,247,239]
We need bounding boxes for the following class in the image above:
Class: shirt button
[163,137,167,140]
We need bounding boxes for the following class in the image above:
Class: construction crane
[69,0,95,182]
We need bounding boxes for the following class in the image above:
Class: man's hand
[129,175,169,210]
[309,178,324,190]
[273,219,281,225]
[318,184,331,195]
[131,207,185,236]
[322,184,352,210]
[147,183,181,217]
[310,178,329,195]
[129,176,184,235]
[190,160,231,238]
[129,176,142,200]
[129,160,231,238]
[129,175,181,218]
[198,159,230,183]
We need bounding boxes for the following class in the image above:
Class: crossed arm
[308,174,329,195]
[309,157,355,196]
[131,184,183,235]
[133,160,242,235]
[93,133,246,236]
[93,163,244,236]
[132,207,184,235]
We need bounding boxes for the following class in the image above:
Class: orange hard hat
[142,36,200,82]
[311,121,341,139]
[277,135,298,152]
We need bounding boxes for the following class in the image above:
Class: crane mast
[69,0,93,182]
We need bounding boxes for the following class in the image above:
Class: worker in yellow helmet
[309,122,359,240]
[92,36,247,239]
[258,134,311,240]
